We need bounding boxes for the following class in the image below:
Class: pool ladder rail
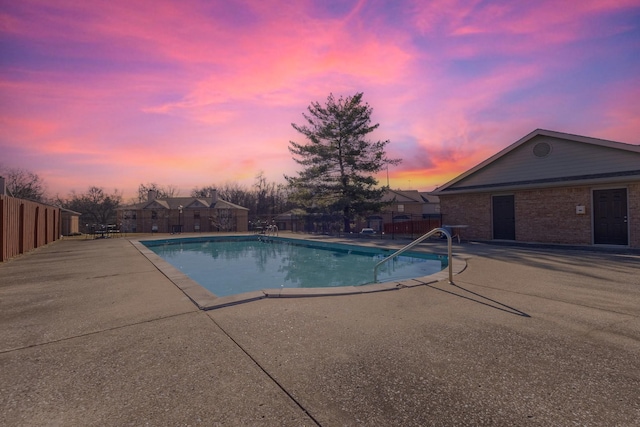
[373,227,453,284]
[257,225,278,240]
[264,225,278,236]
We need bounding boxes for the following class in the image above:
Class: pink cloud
[413,0,637,37]
[136,2,415,125]
[590,76,640,143]
[1,0,638,200]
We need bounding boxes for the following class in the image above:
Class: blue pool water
[143,236,446,297]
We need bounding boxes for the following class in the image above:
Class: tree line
[0,168,294,230]
[2,92,401,233]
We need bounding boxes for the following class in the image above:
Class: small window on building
[194,210,200,219]
[397,204,405,213]
[151,210,158,220]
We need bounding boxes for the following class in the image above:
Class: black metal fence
[253,212,443,240]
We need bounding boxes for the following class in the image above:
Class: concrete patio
[1,234,639,426]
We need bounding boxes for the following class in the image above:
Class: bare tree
[192,176,292,223]
[134,183,179,203]
[64,187,122,228]
[193,182,256,208]
[191,185,217,198]
[254,171,291,219]
[0,166,47,202]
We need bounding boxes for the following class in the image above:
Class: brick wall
[121,207,248,233]
[439,193,491,240]
[439,181,640,248]
[382,201,423,217]
[516,187,592,245]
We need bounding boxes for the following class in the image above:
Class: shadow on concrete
[427,282,531,318]
[455,242,640,283]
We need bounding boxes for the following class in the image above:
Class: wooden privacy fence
[1,195,61,262]
[383,217,442,236]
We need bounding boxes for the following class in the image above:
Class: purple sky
[1,0,639,200]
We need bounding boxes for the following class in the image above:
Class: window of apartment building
[397,204,405,212]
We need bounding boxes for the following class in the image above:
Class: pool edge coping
[129,236,467,310]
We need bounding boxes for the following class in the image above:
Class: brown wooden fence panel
[1,195,60,262]
[383,218,442,236]
[1,195,21,260]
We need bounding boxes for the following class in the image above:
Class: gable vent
[533,142,552,158]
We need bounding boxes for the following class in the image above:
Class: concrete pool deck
[1,233,639,426]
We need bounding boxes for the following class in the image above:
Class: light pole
[178,205,183,233]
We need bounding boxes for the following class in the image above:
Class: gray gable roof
[419,192,439,203]
[144,200,170,210]
[382,189,424,203]
[121,196,249,211]
[60,207,82,216]
[432,129,640,195]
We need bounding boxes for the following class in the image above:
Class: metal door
[593,188,628,245]
[492,195,515,240]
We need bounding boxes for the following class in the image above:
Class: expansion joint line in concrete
[208,316,323,427]
[0,311,196,355]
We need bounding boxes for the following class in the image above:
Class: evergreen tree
[286,93,400,232]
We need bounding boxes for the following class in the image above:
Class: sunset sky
[2,0,639,200]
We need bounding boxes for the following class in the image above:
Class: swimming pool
[142,236,447,298]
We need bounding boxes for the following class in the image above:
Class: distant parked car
[359,228,376,235]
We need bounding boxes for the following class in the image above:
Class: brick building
[273,190,441,234]
[364,189,441,233]
[430,129,640,248]
[118,190,249,234]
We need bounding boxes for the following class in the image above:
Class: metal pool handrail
[374,227,453,284]
[265,225,278,236]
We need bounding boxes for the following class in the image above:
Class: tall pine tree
[286,93,401,233]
